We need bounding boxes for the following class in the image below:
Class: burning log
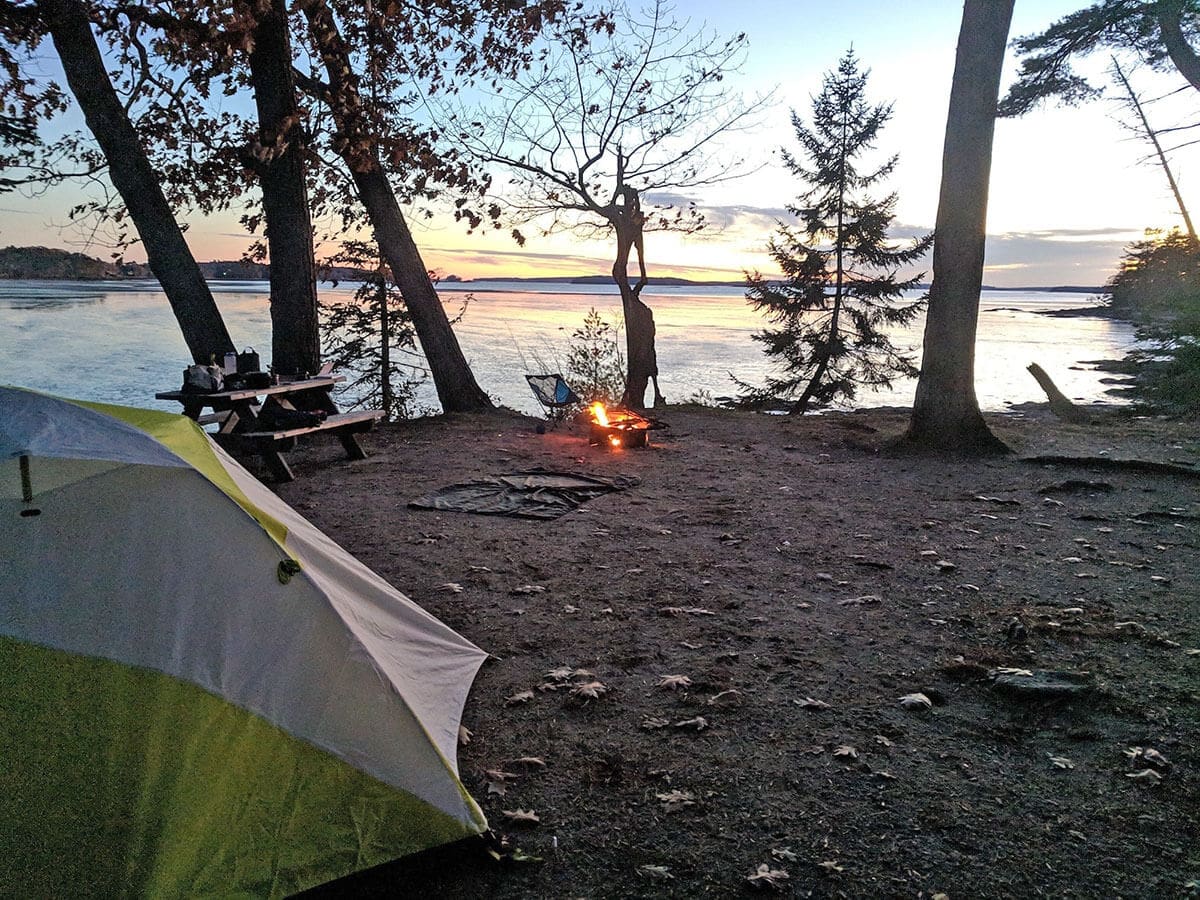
[588,402,652,449]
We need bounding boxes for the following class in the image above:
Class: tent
[0,386,489,897]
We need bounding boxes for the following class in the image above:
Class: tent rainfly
[0,386,489,897]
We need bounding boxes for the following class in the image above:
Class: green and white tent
[0,386,489,897]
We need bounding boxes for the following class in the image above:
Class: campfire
[588,402,652,449]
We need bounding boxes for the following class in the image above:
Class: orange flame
[591,402,609,426]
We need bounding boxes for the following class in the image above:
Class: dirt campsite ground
[277,404,1199,899]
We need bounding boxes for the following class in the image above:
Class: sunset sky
[2,1,1198,287]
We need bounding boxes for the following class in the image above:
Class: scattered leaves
[510,756,547,769]
[504,690,535,706]
[746,863,790,889]
[898,692,933,711]
[708,689,743,706]
[1125,768,1162,784]
[639,864,673,881]
[656,789,696,812]
[501,808,540,826]
[839,595,881,606]
[796,696,831,709]
[571,680,608,700]
[657,674,693,691]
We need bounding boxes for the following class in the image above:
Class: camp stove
[587,402,652,450]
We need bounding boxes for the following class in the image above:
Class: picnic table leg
[261,446,295,482]
[338,432,368,460]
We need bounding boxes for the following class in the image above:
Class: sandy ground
[278,404,1199,899]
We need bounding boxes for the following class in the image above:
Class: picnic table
[156,375,382,482]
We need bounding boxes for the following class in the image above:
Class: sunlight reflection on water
[0,279,1137,415]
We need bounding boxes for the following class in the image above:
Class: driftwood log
[1027,363,1093,424]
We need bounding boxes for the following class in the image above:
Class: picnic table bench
[156,375,382,482]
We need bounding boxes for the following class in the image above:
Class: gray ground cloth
[409,471,640,519]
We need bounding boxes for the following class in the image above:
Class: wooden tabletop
[156,375,344,404]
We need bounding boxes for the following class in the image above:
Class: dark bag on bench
[258,407,327,430]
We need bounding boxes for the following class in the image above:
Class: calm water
[0,278,1137,416]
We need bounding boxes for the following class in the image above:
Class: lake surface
[0,278,1137,416]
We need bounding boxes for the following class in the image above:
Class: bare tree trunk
[300,0,492,411]
[244,0,321,378]
[611,186,663,410]
[37,0,234,364]
[901,0,1013,455]
[1111,57,1197,243]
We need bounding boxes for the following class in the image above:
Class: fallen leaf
[771,848,798,862]
[511,584,545,594]
[641,716,671,730]
[674,716,709,731]
[708,689,743,706]
[639,864,673,881]
[935,560,957,572]
[795,697,831,710]
[898,692,933,711]
[501,808,540,826]
[504,690,535,706]
[544,667,572,682]
[510,756,547,769]
[839,595,881,606]
[438,582,464,593]
[487,780,507,796]
[656,789,696,812]
[1125,768,1162,784]
[819,860,844,873]
[457,725,472,746]
[563,604,579,613]
[571,668,597,680]
[833,745,859,760]
[1048,754,1074,770]
[1142,748,1171,768]
[872,770,898,780]
[660,606,715,617]
[746,863,789,889]
[571,680,608,700]
[657,674,693,691]
[874,734,894,747]
[993,667,1033,677]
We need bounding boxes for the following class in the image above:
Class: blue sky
[2,1,1197,287]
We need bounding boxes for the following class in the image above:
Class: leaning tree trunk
[245,0,321,378]
[37,0,234,364]
[1157,3,1200,95]
[300,0,492,411]
[609,188,662,411]
[901,0,1013,454]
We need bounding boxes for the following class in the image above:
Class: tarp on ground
[409,471,640,519]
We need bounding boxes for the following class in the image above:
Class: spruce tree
[744,50,933,414]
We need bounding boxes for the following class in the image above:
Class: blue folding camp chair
[526,373,582,428]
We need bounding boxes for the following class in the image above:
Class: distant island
[0,245,1102,293]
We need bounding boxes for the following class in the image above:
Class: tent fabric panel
[76,396,290,548]
[3,464,481,823]
[0,637,480,899]
[221,452,489,773]
[0,386,186,470]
